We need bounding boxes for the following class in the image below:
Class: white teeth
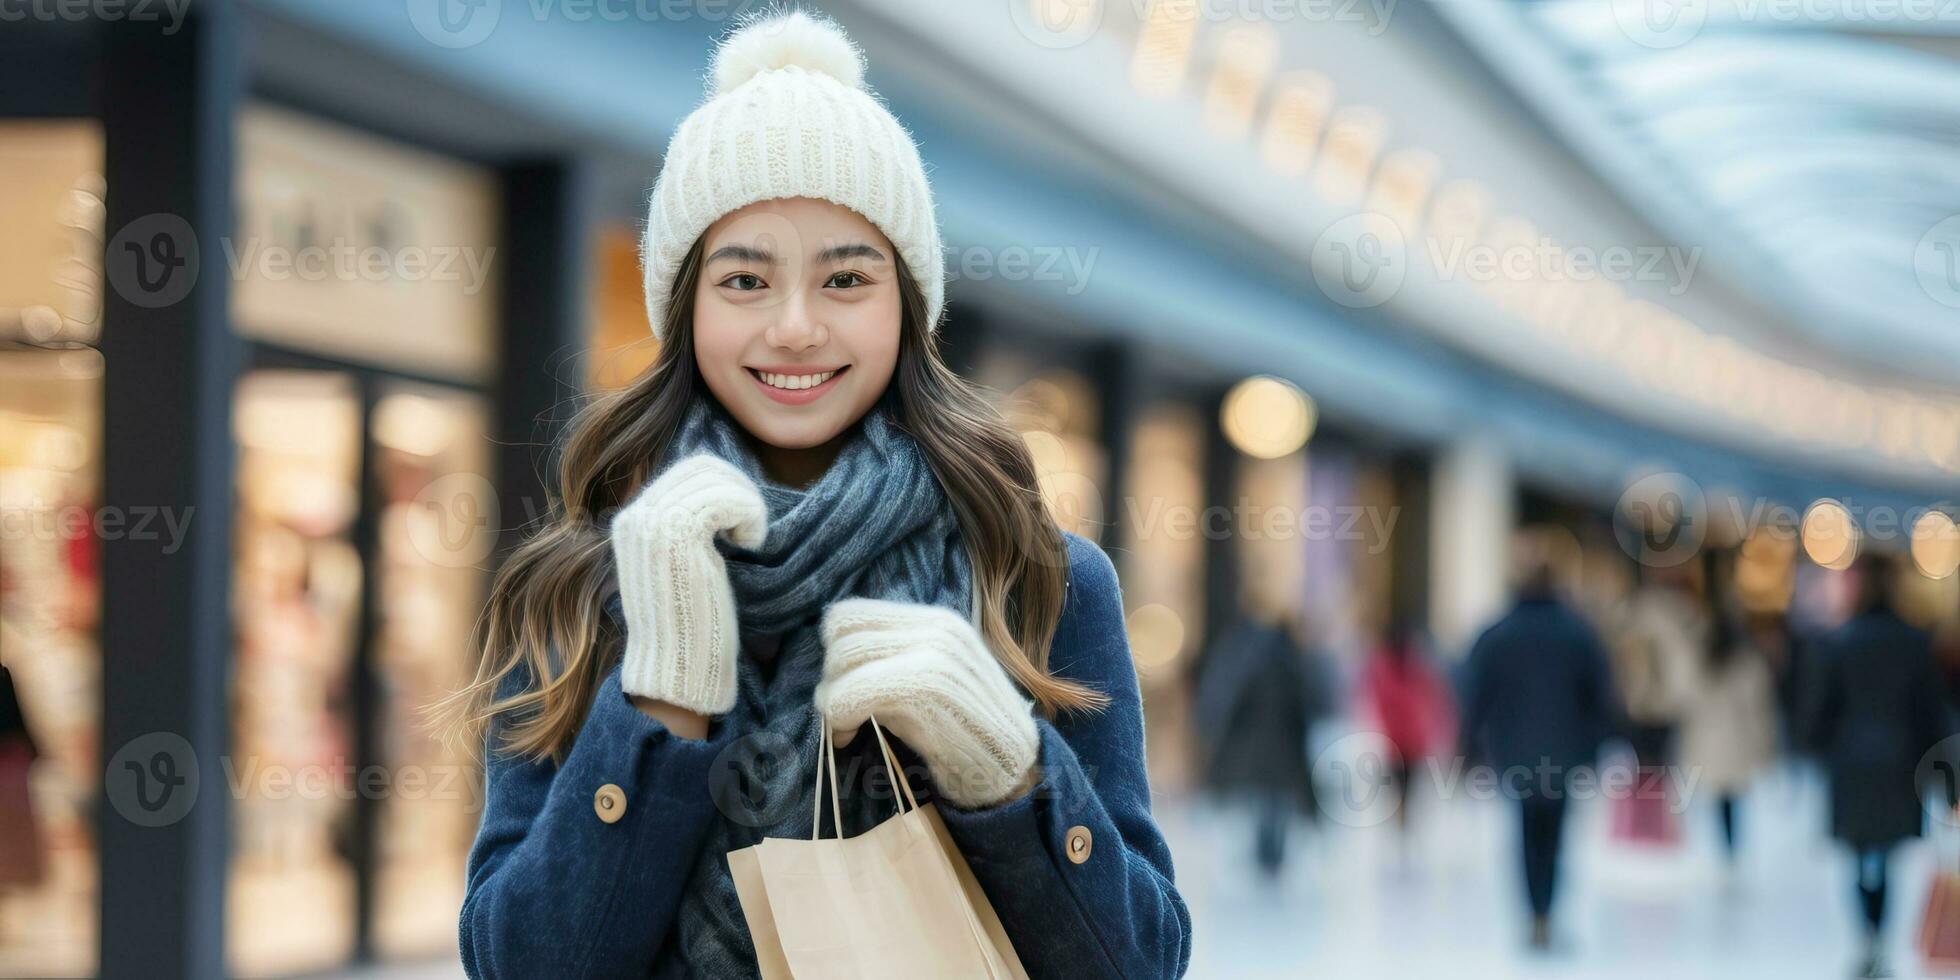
[758,370,836,391]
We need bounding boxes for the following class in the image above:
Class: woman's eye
[826,271,867,289]
[720,273,765,291]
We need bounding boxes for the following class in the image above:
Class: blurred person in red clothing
[1358,618,1455,844]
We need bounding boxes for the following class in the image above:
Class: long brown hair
[432,237,1109,764]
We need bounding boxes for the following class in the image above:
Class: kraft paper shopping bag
[728,716,1027,979]
[729,843,793,979]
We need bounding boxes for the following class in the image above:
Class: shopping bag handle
[810,713,923,841]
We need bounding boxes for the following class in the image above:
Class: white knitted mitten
[609,454,768,715]
[815,598,1041,809]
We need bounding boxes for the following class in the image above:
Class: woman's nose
[766,290,828,350]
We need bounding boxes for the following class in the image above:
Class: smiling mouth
[746,366,848,391]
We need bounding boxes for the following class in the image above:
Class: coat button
[594,783,627,824]
[1065,824,1092,864]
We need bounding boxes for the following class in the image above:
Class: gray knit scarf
[637,390,974,977]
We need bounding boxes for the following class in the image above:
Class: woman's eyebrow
[816,242,886,264]
[706,243,774,264]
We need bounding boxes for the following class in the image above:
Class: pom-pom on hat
[641,8,945,340]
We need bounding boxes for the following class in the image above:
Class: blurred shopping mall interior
[1,0,1957,977]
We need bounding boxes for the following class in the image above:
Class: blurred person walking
[1358,619,1454,848]
[1609,562,1705,843]
[1194,607,1333,877]
[1748,612,1807,757]
[1678,610,1777,871]
[1808,555,1950,979]
[1459,552,1621,952]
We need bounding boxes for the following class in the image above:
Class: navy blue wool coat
[459,531,1193,978]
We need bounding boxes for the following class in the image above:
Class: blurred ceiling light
[1312,106,1387,207]
[1800,498,1859,571]
[1431,192,1960,477]
[1131,0,1199,100]
[1202,25,1279,140]
[373,392,458,457]
[1259,71,1334,178]
[1221,375,1315,459]
[1366,148,1442,234]
[1911,511,1959,579]
[1126,602,1186,671]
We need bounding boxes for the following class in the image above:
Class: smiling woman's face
[692,197,902,461]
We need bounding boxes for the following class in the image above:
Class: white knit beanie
[641,8,945,340]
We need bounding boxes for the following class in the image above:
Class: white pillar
[1430,440,1515,655]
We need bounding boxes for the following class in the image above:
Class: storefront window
[977,355,1108,542]
[0,118,104,979]
[228,370,363,975]
[227,102,502,973]
[1123,403,1209,793]
[0,347,103,978]
[225,369,495,973]
[590,224,661,391]
[369,384,490,959]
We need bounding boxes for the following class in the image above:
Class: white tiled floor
[1165,760,1949,979]
[340,761,1952,979]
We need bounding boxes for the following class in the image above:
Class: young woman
[435,11,1190,979]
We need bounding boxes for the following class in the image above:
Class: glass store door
[230,368,363,975]
[229,361,492,975]
[366,381,490,959]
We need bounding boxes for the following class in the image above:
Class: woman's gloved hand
[609,454,768,716]
[815,598,1041,809]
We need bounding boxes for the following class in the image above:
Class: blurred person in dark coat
[1459,548,1622,952]
[1807,554,1951,979]
[1194,606,1335,877]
